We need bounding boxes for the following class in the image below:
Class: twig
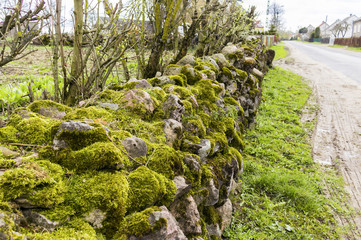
[7,143,43,147]
[105,132,144,166]
[145,148,157,167]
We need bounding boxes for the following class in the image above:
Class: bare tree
[0,0,49,67]
[269,1,284,31]
[62,0,135,105]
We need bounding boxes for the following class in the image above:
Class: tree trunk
[144,37,165,79]
[65,0,83,105]
[52,0,62,102]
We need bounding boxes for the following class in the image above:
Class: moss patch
[127,166,176,213]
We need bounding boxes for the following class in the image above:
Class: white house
[325,14,358,38]
[352,18,361,37]
[318,21,329,37]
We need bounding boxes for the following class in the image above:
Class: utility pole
[266,0,270,29]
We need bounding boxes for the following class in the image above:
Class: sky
[242,0,361,32]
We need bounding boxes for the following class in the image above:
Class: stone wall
[0,37,275,239]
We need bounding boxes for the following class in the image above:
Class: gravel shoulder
[276,42,361,238]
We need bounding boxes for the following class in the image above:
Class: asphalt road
[284,41,361,84]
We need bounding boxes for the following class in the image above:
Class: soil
[276,42,361,239]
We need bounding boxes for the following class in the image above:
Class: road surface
[284,41,361,84]
[277,41,361,239]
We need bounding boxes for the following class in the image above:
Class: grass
[223,67,358,239]
[270,42,287,60]
[329,44,361,52]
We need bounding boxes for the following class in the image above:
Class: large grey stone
[170,195,202,236]
[23,209,61,231]
[176,55,196,66]
[53,121,94,149]
[131,206,187,240]
[98,102,119,111]
[37,107,66,119]
[0,146,20,158]
[252,68,264,80]
[164,119,183,148]
[183,154,201,171]
[182,139,211,161]
[122,137,148,158]
[164,66,182,76]
[216,198,233,231]
[206,223,222,239]
[205,179,219,206]
[163,94,185,122]
[128,79,152,89]
[221,45,240,60]
[121,89,154,114]
[173,176,191,200]
[201,56,220,70]
[212,53,230,68]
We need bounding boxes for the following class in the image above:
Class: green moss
[0,160,66,208]
[146,88,167,101]
[229,147,243,173]
[0,126,18,143]
[222,67,233,80]
[121,81,138,90]
[60,142,130,172]
[201,205,222,225]
[166,64,181,68]
[194,79,223,103]
[169,75,186,86]
[29,218,99,240]
[147,145,184,179]
[55,125,109,151]
[200,69,216,80]
[63,106,114,122]
[38,204,76,222]
[16,117,59,145]
[224,96,244,116]
[110,130,132,144]
[181,66,202,85]
[223,117,245,150]
[118,206,164,237]
[127,166,176,213]
[67,171,129,235]
[183,116,206,138]
[195,60,219,75]
[206,131,229,155]
[183,100,194,114]
[236,69,248,81]
[99,89,125,104]
[27,100,72,114]
[0,158,17,168]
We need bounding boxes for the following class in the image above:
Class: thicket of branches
[0,0,257,105]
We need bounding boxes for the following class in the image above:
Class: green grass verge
[224,67,357,239]
[270,43,287,60]
[329,44,361,52]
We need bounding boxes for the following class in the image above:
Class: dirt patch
[276,42,361,238]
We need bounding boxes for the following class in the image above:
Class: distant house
[318,21,329,37]
[352,18,361,37]
[254,20,264,33]
[300,24,315,40]
[324,14,358,38]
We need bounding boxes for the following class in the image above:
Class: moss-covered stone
[16,117,59,145]
[67,171,129,236]
[0,126,18,143]
[127,166,176,213]
[183,115,206,139]
[181,66,202,85]
[0,160,66,208]
[63,106,114,122]
[55,125,109,151]
[27,100,72,114]
[59,142,130,172]
[118,206,163,238]
[169,75,187,86]
[221,67,233,80]
[147,145,184,179]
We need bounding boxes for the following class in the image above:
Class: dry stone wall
[0,37,275,239]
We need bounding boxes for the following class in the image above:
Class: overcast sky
[242,0,361,32]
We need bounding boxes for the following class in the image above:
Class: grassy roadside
[270,42,287,60]
[224,64,357,238]
[297,40,361,52]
